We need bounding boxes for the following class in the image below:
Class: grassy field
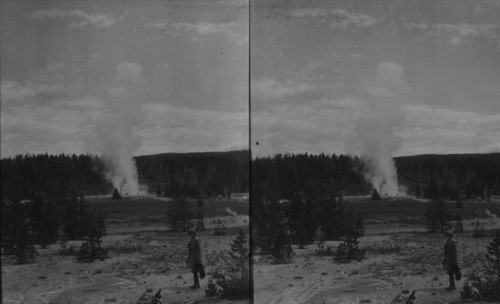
[84,195,249,224]
[343,196,500,226]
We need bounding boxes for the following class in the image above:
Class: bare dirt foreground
[253,221,500,304]
[2,222,250,304]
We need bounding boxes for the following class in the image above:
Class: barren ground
[2,215,250,304]
[253,220,500,304]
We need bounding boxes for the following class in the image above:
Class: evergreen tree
[319,192,344,240]
[454,213,464,233]
[371,189,381,200]
[214,218,226,236]
[270,224,295,264]
[334,208,365,263]
[77,209,107,262]
[166,196,192,231]
[424,198,450,233]
[486,230,500,282]
[229,229,249,278]
[196,211,205,232]
[112,188,122,199]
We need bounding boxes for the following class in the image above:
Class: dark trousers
[449,273,455,288]
[192,269,200,286]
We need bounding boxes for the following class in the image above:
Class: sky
[1,0,249,158]
[251,0,500,158]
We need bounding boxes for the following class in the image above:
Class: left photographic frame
[0,0,250,303]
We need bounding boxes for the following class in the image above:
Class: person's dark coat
[188,236,202,272]
[444,239,458,273]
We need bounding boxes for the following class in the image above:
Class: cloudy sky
[1,0,248,158]
[251,0,500,158]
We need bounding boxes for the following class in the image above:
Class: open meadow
[2,196,250,304]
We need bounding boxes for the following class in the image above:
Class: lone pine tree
[166,196,192,232]
[486,230,500,282]
[424,198,450,233]
[229,229,249,278]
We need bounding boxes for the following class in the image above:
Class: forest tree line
[1,150,249,263]
[252,152,500,202]
[135,150,249,198]
[1,150,250,199]
[251,152,500,264]
[395,152,500,200]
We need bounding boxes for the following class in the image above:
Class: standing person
[187,229,202,288]
[443,229,461,291]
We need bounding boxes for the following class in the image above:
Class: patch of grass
[367,244,402,255]
[106,242,145,254]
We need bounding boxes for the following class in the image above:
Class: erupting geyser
[94,62,147,195]
[348,62,409,196]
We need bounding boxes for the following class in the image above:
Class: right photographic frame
[250,1,500,303]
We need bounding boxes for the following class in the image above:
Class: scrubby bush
[454,213,464,233]
[136,288,162,304]
[486,230,500,281]
[424,198,450,233]
[77,210,107,263]
[472,220,486,238]
[319,192,344,240]
[195,212,205,232]
[166,196,192,232]
[316,239,334,256]
[391,290,416,304]
[461,273,500,302]
[205,278,219,297]
[59,240,76,256]
[334,209,365,263]
[12,216,38,264]
[214,218,226,236]
[270,225,295,264]
[205,230,250,299]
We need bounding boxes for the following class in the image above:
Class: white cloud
[252,93,500,158]
[139,103,248,154]
[30,9,117,28]
[1,81,63,103]
[405,22,500,45]
[145,20,243,41]
[252,78,319,101]
[289,8,377,29]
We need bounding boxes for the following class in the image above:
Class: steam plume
[95,62,147,195]
[349,62,408,196]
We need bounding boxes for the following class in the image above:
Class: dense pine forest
[135,150,249,198]
[1,150,249,200]
[252,152,500,201]
[395,153,500,200]
[1,150,249,262]
[251,152,500,262]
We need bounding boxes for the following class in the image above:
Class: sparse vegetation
[472,220,486,238]
[486,230,500,281]
[77,210,108,263]
[214,218,226,236]
[424,198,450,233]
[270,225,295,264]
[316,239,335,256]
[195,211,205,232]
[166,196,192,232]
[205,230,250,299]
[461,273,500,302]
[334,209,366,263]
